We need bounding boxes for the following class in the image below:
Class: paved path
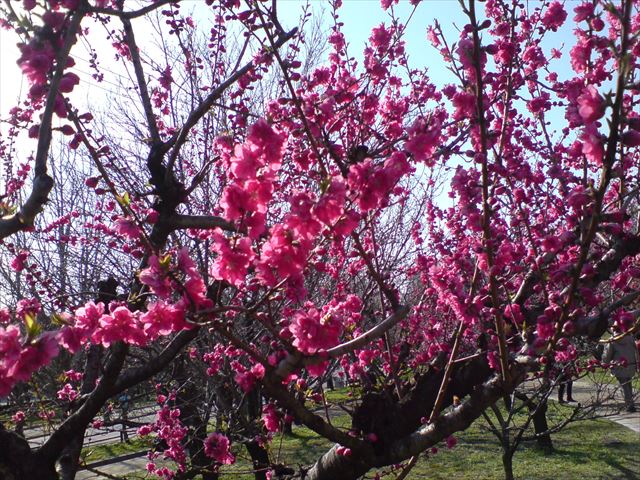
[24,404,157,449]
[560,379,640,433]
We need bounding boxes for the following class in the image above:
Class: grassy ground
[214,406,639,480]
[411,418,639,480]
[81,436,153,464]
[79,389,639,479]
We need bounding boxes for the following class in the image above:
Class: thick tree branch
[302,367,524,480]
[167,213,237,233]
[262,375,370,452]
[114,328,200,392]
[36,342,128,463]
[0,175,54,238]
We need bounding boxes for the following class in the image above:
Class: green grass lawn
[411,417,639,480]
[80,397,639,480]
[81,436,153,464]
[217,411,639,479]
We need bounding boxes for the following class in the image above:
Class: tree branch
[167,213,237,233]
[89,0,178,19]
[120,15,160,144]
[114,328,200,392]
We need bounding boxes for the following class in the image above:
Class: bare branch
[167,213,237,233]
[165,28,298,173]
[88,0,178,20]
[120,15,160,144]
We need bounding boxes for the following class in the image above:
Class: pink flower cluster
[262,403,281,432]
[0,326,59,396]
[289,303,343,355]
[203,432,235,465]
[347,152,410,212]
[139,403,188,473]
[233,361,265,393]
[60,274,200,352]
[219,119,284,237]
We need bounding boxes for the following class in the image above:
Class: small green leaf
[50,312,68,327]
[320,178,331,194]
[116,192,131,207]
[159,253,172,270]
[24,312,41,339]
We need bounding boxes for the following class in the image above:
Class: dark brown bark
[245,440,271,480]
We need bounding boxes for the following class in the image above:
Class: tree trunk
[502,449,515,480]
[245,440,271,480]
[174,358,218,480]
[531,400,553,453]
[58,343,105,479]
[0,428,58,480]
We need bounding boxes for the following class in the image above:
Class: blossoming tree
[1,0,639,479]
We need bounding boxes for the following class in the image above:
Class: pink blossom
[203,432,235,465]
[230,145,263,181]
[141,301,186,339]
[65,369,83,382]
[314,179,347,226]
[256,225,310,287]
[577,86,605,124]
[85,176,100,188]
[18,45,55,86]
[234,362,265,393]
[262,403,281,432]
[570,39,591,73]
[16,298,41,318]
[12,411,25,424]
[59,326,86,354]
[220,183,253,220]
[59,72,80,93]
[286,191,321,240]
[6,333,58,384]
[573,2,594,22]
[622,130,640,147]
[10,251,28,272]
[57,383,79,402]
[138,256,172,299]
[289,305,342,354]
[452,91,476,121]
[456,38,474,71]
[370,24,392,52]
[159,65,173,89]
[93,306,147,347]
[541,2,567,31]
[404,118,441,165]
[114,217,141,240]
[581,125,605,164]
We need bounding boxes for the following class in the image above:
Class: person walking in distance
[602,331,639,413]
